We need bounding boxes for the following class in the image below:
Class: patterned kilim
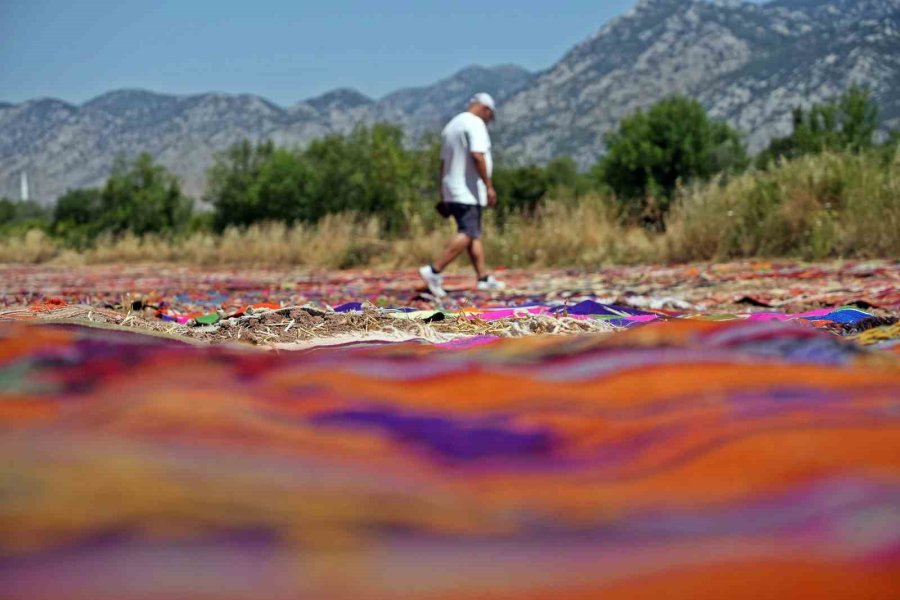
[3,262,898,352]
[2,261,898,322]
[1,319,899,599]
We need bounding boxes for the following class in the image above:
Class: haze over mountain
[1,0,897,204]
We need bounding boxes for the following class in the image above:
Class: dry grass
[483,196,661,267]
[0,229,59,263]
[50,215,395,269]
[2,303,616,348]
[666,150,900,261]
[2,151,897,267]
[0,198,659,268]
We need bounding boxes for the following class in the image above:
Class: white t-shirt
[440,111,492,206]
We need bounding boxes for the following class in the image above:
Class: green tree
[52,188,104,245]
[838,86,879,152]
[208,124,422,232]
[0,198,13,226]
[0,198,50,235]
[410,132,443,220]
[206,140,276,230]
[304,123,418,231]
[100,153,193,236]
[492,164,548,225]
[757,85,879,167]
[596,96,747,228]
[248,147,317,223]
[544,156,595,200]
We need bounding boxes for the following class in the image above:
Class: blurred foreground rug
[1,320,899,599]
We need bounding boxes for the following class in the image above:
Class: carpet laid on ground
[2,260,898,318]
[3,261,899,350]
[1,317,898,599]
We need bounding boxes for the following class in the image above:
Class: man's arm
[438,159,444,200]
[470,152,497,207]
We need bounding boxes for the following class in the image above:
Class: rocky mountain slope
[0,65,533,202]
[1,0,897,203]
[496,0,899,165]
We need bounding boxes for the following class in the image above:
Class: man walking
[419,93,505,298]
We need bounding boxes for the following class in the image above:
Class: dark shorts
[447,203,483,239]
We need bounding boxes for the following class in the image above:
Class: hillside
[0,66,533,202]
[496,0,900,164]
[1,0,897,203]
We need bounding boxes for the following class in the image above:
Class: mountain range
[2,0,898,204]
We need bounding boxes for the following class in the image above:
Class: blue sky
[1,0,766,106]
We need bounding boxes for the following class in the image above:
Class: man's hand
[487,184,497,207]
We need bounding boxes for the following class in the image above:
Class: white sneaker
[477,275,506,291]
[419,265,447,298]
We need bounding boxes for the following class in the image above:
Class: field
[5,3,900,596]
[2,260,899,598]
[3,260,898,346]
[4,151,900,270]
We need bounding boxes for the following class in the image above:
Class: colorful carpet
[1,318,899,599]
[2,262,898,350]
[2,260,898,319]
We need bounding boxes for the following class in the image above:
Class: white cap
[470,92,496,112]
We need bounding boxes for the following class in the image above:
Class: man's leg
[434,233,471,272]
[466,238,487,280]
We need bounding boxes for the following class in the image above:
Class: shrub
[207,124,427,233]
[52,188,104,246]
[595,96,747,228]
[667,150,900,261]
[206,140,276,231]
[100,153,193,236]
[492,165,549,226]
[0,198,51,235]
[756,86,880,167]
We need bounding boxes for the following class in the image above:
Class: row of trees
[1,154,194,246]
[53,154,193,245]
[4,86,895,243]
[755,86,882,166]
[596,96,749,228]
[206,124,433,233]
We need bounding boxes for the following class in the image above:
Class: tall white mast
[20,171,29,202]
